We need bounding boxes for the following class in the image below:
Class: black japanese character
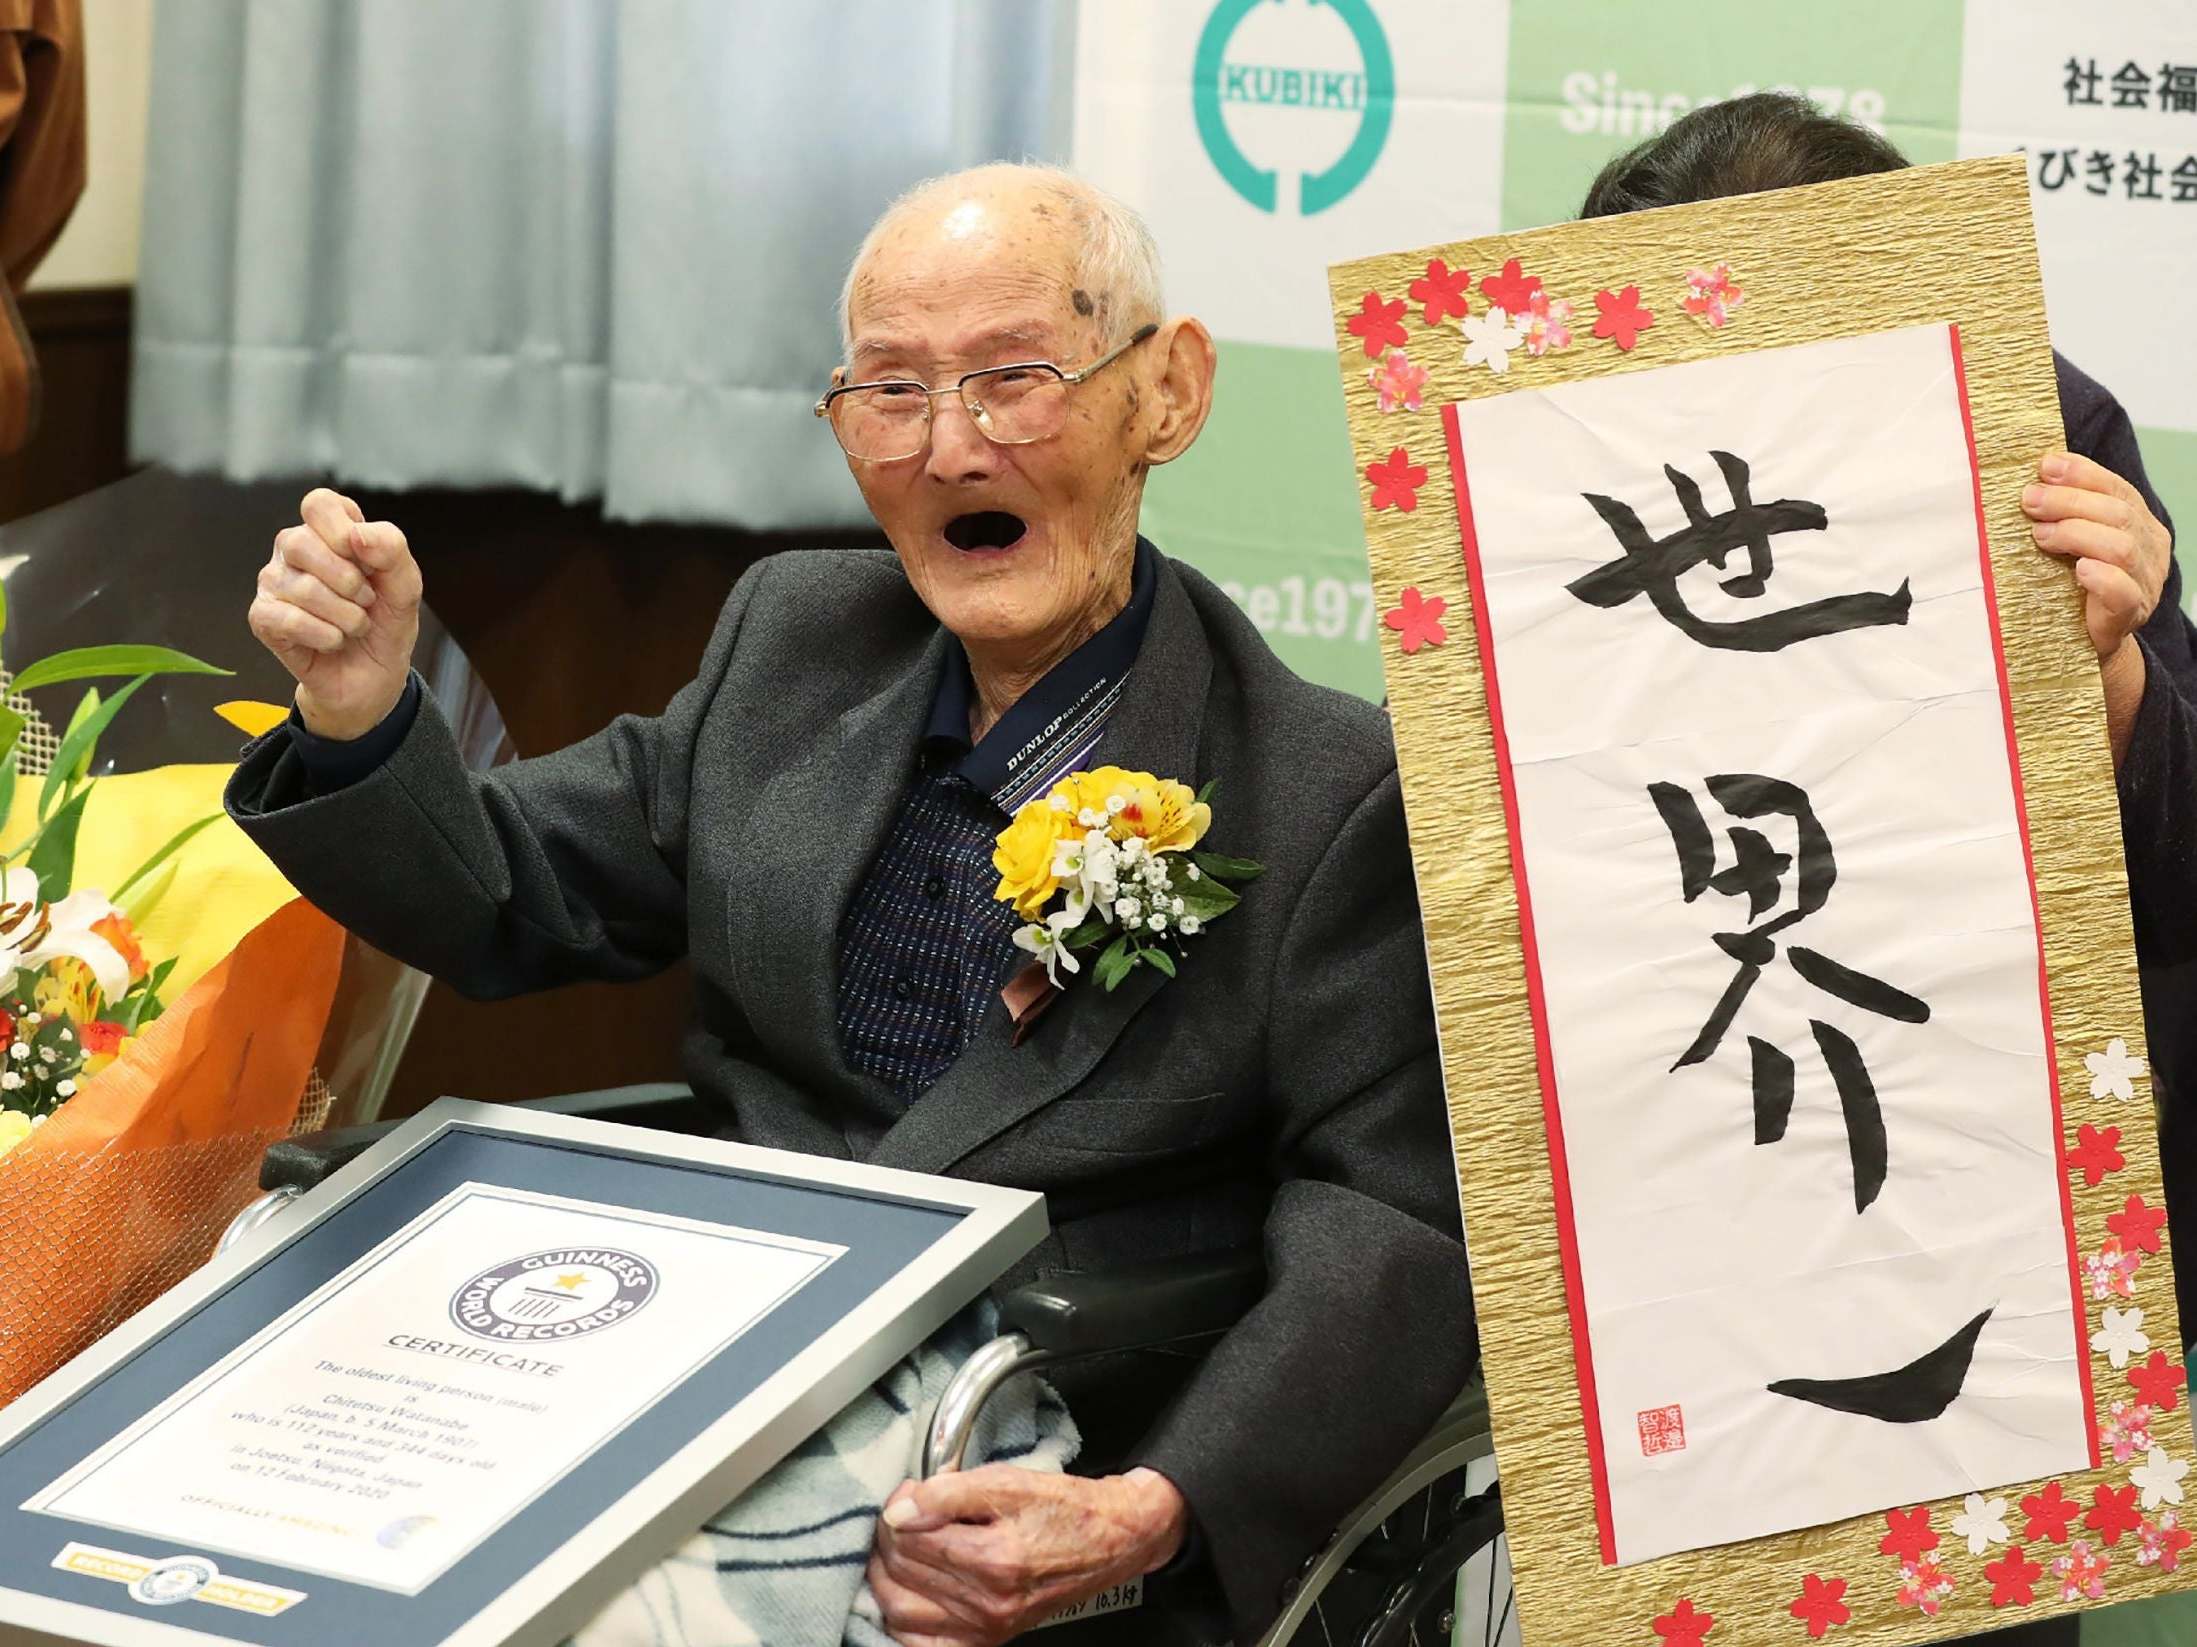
[2066,56,2102,105]
[1769,1307,1996,1425]
[2113,60,2154,109]
[2036,147,2081,191]
[2161,63,2197,114]
[2173,155,2197,202]
[1570,451,1912,653]
[2127,150,2164,200]
[1651,774,1932,1215]
[2087,149,2118,195]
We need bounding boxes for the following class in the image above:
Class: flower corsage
[992,765,1261,995]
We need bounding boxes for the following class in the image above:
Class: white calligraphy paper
[27,1185,843,1593]
[1447,324,2092,1566]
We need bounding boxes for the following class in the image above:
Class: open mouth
[943,511,1029,552]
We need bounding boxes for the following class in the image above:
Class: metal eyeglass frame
[813,322,1159,461]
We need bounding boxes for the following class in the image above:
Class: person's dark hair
[1579,92,1909,217]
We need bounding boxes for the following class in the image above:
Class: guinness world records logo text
[450,1247,658,1342]
[1193,0,1393,214]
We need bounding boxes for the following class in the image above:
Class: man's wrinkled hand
[2024,450,2171,765]
[247,487,423,741]
[866,1466,1186,1647]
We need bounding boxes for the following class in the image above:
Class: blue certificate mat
[0,1102,1046,1647]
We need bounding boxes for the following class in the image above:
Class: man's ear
[1141,316,1217,467]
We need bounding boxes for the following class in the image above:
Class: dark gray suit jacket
[226,548,1477,1640]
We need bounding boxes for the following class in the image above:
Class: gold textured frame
[1331,156,2187,1644]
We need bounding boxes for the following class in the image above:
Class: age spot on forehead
[1072,289,1095,318]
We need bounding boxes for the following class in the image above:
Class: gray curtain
[129,0,1074,530]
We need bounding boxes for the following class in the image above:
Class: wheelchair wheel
[1274,1462,1507,1647]
[1448,1462,1519,1647]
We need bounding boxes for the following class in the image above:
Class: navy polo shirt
[285,541,1158,1103]
[832,539,1157,1098]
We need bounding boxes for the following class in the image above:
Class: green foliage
[9,645,229,695]
[41,676,151,821]
[1093,933,1135,992]
[23,788,90,900]
[112,814,220,900]
[1191,851,1264,882]
[1176,873,1241,923]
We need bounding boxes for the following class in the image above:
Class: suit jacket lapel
[728,627,950,1135]
[869,558,1215,1176]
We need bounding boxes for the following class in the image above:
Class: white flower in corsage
[993,766,1262,1002]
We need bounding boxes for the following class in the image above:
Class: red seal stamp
[1638,1404,1687,1456]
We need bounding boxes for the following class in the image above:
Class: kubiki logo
[1193,0,1393,214]
[450,1247,658,1342]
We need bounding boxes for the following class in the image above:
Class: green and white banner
[1074,0,2197,701]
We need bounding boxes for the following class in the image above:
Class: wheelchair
[220,1083,1513,1647]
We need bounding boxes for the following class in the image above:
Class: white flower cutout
[1951,1492,2011,1555]
[2134,1446,2189,1510]
[2095,1305,2153,1369]
[1460,308,1524,375]
[2087,1037,2149,1101]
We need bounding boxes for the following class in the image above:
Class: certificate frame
[0,1097,1048,1647]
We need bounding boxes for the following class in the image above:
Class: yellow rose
[992,796,1075,919]
[0,1110,32,1160]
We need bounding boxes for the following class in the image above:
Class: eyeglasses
[815,324,1158,463]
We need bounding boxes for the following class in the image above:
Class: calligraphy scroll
[1333,156,2190,1644]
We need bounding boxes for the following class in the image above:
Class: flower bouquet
[992,766,1262,999]
[0,591,343,1403]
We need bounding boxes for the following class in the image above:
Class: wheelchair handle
[920,1332,1050,1478]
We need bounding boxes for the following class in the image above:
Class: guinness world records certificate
[0,1100,1046,1646]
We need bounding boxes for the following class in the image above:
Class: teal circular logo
[1192,0,1394,215]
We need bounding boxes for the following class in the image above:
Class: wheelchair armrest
[259,1082,707,1192]
[998,1246,1266,1359]
[921,1249,1267,1476]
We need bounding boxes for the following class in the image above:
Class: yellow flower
[33,958,100,1024]
[1072,766,1210,854]
[0,1110,32,1160]
[991,795,1077,919]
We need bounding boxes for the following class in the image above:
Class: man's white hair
[837,162,1164,356]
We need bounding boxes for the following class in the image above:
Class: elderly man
[227,163,1475,1645]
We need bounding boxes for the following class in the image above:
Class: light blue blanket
[568,1304,1078,1647]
